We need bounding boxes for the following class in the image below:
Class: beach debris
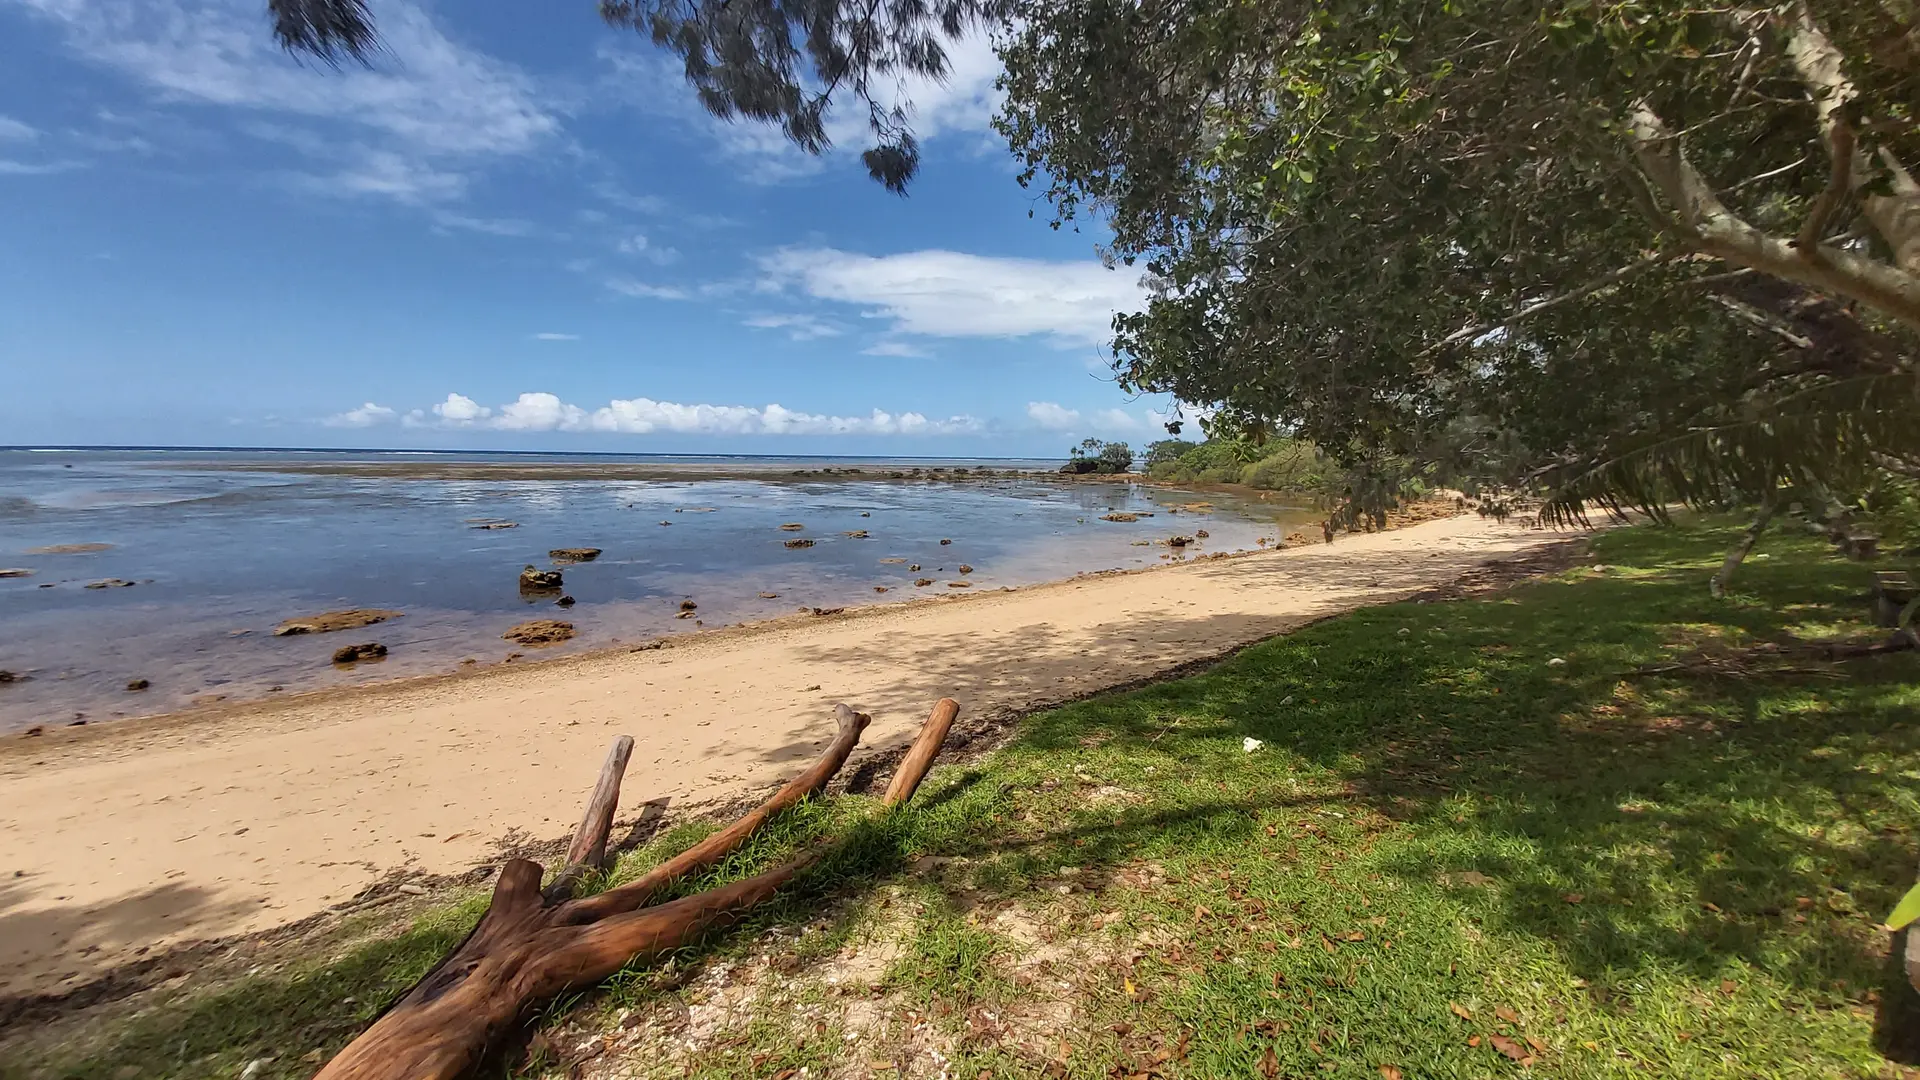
[23,726,44,737]
[548,548,601,562]
[126,678,150,691]
[275,609,402,637]
[874,586,889,593]
[940,538,952,545]
[470,522,519,530]
[1099,513,1138,523]
[947,581,972,588]
[958,564,974,574]
[915,578,935,587]
[1285,531,1313,546]
[880,557,907,564]
[519,565,564,590]
[307,698,960,1080]
[83,578,136,589]
[676,610,696,620]
[25,542,113,555]
[1243,737,1265,752]
[555,595,576,608]
[1195,529,1210,538]
[758,592,780,599]
[784,538,816,549]
[1168,536,1195,548]
[779,523,806,532]
[843,530,869,539]
[0,671,17,683]
[331,642,388,664]
[0,568,35,578]
[503,619,574,646]
[909,564,921,571]
[810,606,845,616]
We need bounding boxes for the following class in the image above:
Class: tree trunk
[1710,501,1777,599]
[314,698,961,1080]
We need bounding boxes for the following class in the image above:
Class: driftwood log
[314,698,961,1080]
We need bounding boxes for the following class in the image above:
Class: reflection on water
[0,449,1314,731]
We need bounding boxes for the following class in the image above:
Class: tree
[995,0,1920,524]
[1062,437,1134,473]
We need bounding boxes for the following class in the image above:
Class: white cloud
[0,115,38,140]
[0,159,85,175]
[1027,402,1142,433]
[862,339,931,358]
[759,247,1144,347]
[605,278,691,301]
[431,212,546,237]
[744,313,843,341]
[324,402,397,427]
[494,392,588,431]
[11,0,556,204]
[533,332,580,341]
[384,391,980,436]
[1026,401,1081,430]
[432,392,492,423]
[616,233,680,265]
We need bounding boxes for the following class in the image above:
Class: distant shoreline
[179,459,1063,483]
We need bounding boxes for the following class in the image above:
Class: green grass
[6,521,1917,1079]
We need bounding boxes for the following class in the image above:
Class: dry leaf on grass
[1257,1047,1280,1078]
[1379,1067,1403,1080]
[1494,1005,1520,1023]
[1490,1034,1529,1062]
[1449,1002,1474,1020]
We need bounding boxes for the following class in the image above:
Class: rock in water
[958,564,974,574]
[25,543,112,555]
[275,609,402,636]
[758,592,780,599]
[779,523,806,531]
[908,564,921,572]
[0,568,33,579]
[843,530,870,539]
[503,619,574,646]
[470,521,519,530]
[1195,529,1210,538]
[548,547,602,562]
[678,599,698,611]
[126,678,150,691]
[784,538,816,549]
[948,581,972,588]
[1167,536,1194,548]
[915,578,935,587]
[83,578,136,589]
[0,671,17,683]
[331,642,388,664]
[519,565,564,590]
[1099,513,1138,523]
[940,538,952,545]
[555,595,576,608]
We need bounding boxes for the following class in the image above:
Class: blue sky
[0,0,1186,456]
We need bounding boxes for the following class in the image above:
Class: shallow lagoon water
[0,449,1314,731]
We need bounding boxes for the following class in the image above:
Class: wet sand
[0,513,1575,1000]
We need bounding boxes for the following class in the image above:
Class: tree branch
[1420,253,1670,357]
[1784,3,1920,272]
[1627,102,1920,333]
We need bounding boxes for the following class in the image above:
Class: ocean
[0,448,1315,732]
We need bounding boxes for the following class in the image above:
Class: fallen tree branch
[315,697,961,1080]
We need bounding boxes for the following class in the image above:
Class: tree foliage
[1062,437,1135,473]
[995,0,1920,518]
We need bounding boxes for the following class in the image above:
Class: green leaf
[1888,881,1920,931]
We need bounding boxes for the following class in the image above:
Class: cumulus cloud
[375,391,980,436]
[758,247,1144,347]
[744,313,843,341]
[1027,402,1144,432]
[432,392,492,423]
[324,402,397,428]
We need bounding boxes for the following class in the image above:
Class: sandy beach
[0,513,1573,1002]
